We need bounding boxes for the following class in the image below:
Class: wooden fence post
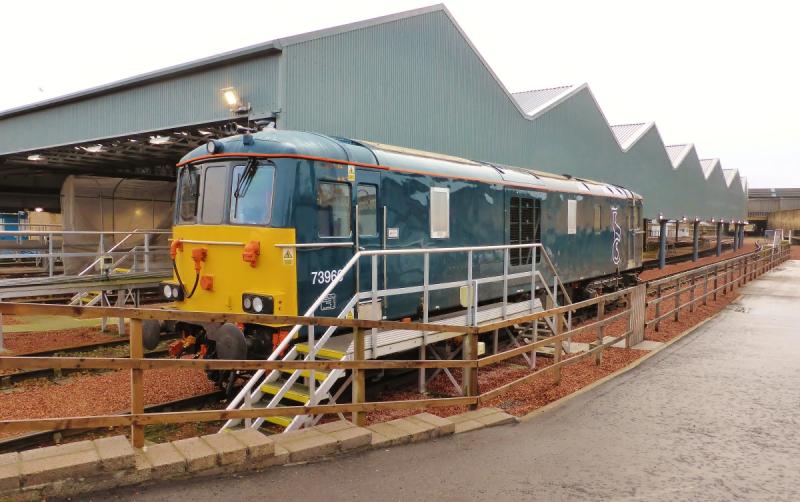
[352,327,365,426]
[689,274,696,313]
[463,330,478,410]
[702,270,708,306]
[654,284,662,332]
[595,299,605,365]
[130,318,144,448]
[552,314,562,385]
[713,265,719,301]
[628,285,646,347]
[673,277,680,322]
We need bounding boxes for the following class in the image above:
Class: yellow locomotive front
[149,157,298,368]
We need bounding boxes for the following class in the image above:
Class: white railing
[223,242,571,432]
[0,229,171,278]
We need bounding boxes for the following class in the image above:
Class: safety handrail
[225,242,571,422]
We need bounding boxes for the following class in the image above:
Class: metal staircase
[221,243,572,434]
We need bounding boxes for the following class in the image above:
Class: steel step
[294,343,345,360]
[279,368,329,382]
[265,415,292,427]
[260,381,310,403]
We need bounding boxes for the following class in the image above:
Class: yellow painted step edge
[279,368,329,382]
[265,415,292,427]
[295,344,345,360]
[260,383,309,403]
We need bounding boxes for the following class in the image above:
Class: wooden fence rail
[0,242,790,448]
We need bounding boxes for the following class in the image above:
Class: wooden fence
[0,243,790,448]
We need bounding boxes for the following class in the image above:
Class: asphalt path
[89,261,800,502]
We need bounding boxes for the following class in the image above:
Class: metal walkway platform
[0,272,168,300]
[318,299,543,359]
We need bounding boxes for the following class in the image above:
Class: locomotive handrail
[168,238,245,246]
[274,242,355,248]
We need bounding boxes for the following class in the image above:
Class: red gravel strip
[2,327,123,355]
[0,368,215,439]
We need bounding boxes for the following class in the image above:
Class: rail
[0,241,789,450]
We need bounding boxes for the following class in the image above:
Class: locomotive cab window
[430,187,450,239]
[230,162,275,225]
[357,184,378,236]
[177,166,201,224]
[509,196,541,265]
[317,182,352,237]
[201,166,227,224]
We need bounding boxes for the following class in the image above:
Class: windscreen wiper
[233,158,258,213]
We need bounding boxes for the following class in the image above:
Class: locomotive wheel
[213,323,248,399]
[142,320,162,351]
[214,323,248,360]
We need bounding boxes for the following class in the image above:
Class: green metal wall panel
[0,56,280,155]
[280,10,743,222]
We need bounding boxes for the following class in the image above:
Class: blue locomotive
[157,129,642,361]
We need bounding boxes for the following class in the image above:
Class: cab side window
[357,184,378,236]
[317,182,351,237]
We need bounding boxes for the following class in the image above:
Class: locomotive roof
[179,129,641,200]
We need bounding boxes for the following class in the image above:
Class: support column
[692,220,700,262]
[716,221,723,256]
[658,219,668,269]
[733,223,740,251]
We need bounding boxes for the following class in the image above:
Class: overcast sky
[1,0,797,188]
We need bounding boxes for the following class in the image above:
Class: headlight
[163,285,173,299]
[252,296,264,313]
[242,296,252,310]
[171,286,181,299]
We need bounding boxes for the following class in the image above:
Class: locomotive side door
[627,196,640,269]
[354,169,384,319]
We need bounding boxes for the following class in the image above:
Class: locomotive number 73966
[311,269,344,285]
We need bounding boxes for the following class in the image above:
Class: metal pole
[716,222,722,256]
[733,224,739,251]
[419,252,429,394]
[692,221,700,262]
[371,255,378,359]
[659,219,668,269]
[144,233,150,272]
[48,233,54,277]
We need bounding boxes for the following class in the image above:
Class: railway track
[1,334,180,385]
[0,348,171,386]
[0,390,226,454]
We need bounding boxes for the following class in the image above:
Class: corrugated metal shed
[0,4,746,220]
[512,86,574,115]
[609,123,651,149]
